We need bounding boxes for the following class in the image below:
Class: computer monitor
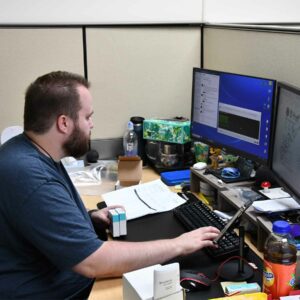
[191,68,276,165]
[270,82,300,201]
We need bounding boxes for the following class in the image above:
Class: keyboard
[173,192,248,259]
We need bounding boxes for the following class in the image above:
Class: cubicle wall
[0,26,201,139]
[203,26,300,87]
[86,26,201,138]
[2,25,300,141]
[0,27,84,133]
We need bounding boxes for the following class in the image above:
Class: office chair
[0,126,23,145]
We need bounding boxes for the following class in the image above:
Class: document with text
[102,179,186,220]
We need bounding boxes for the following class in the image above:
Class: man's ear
[57,114,72,134]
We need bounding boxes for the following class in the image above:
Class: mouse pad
[117,211,263,299]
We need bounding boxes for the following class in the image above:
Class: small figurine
[209,147,222,169]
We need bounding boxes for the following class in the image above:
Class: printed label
[263,259,296,299]
[126,143,134,152]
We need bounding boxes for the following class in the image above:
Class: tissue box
[123,264,183,300]
[143,119,191,144]
[123,265,159,300]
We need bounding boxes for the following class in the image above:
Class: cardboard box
[118,156,142,187]
[143,119,191,144]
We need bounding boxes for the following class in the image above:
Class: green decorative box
[143,119,191,144]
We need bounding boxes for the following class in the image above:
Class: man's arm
[72,226,219,278]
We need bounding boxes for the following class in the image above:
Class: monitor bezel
[270,81,300,201]
[190,67,277,166]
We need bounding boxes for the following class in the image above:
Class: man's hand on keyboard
[176,226,220,256]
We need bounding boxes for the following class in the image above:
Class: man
[0,71,219,299]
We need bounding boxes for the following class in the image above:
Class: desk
[82,167,162,300]
[81,167,263,300]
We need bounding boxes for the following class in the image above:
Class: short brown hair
[24,71,90,133]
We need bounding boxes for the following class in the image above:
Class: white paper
[252,197,300,213]
[102,179,186,220]
[259,187,291,199]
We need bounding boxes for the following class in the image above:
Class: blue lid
[272,220,291,234]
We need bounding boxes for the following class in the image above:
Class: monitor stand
[219,226,254,281]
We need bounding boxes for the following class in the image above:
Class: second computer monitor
[271,82,300,201]
[191,68,276,165]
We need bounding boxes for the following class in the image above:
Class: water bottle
[123,121,138,156]
[130,116,146,164]
[263,220,297,299]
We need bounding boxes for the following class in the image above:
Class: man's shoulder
[0,135,57,186]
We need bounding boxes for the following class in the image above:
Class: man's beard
[63,123,90,158]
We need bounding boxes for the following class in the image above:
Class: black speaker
[254,165,278,187]
[86,149,99,163]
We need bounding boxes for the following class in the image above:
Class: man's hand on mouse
[175,226,220,256]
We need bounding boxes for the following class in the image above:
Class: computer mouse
[221,167,240,179]
[180,270,211,291]
[193,162,207,170]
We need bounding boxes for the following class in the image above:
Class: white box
[123,265,158,300]
[116,207,127,236]
[108,209,120,237]
[123,264,183,300]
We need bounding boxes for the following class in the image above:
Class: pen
[134,189,157,211]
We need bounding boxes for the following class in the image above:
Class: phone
[213,200,253,244]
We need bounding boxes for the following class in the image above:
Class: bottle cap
[130,116,144,125]
[272,220,291,234]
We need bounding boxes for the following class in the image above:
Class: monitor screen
[271,82,300,201]
[191,68,276,165]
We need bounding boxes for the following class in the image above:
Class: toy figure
[209,147,222,169]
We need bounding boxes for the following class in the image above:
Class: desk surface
[81,166,263,300]
[82,167,161,300]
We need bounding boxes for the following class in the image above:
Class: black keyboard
[173,192,248,259]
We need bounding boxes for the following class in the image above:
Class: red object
[289,290,300,295]
[261,181,271,189]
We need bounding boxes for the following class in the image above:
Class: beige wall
[0,0,203,25]
[203,27,300,87]
[0,26,201,139]
[2,25,300,140]
[0,28,84,133]
[86,26,201,138]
